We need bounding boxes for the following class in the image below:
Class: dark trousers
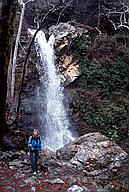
[30,150,39,172]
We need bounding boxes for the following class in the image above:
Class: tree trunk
[11,0,25,100]
[0,0,18,141]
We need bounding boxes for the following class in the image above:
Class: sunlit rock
[49,22,88,86]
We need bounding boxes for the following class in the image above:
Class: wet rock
[31,186,36,191]
[9,166,16,170]
[81,186,90,191]
[9,160,23,168]
[22,169,31,174]
[49,178,64,184]
[22,158,30,165]
[15,172,26,179]
[3,132,26,150]
[0,150,23,162]
[5,186,17,192]
[20,150,26,155]
[96,189,109,192]
[24,176,41,185]
[68,177,77,185]
[0,150,28,169]
[67,185,84,192]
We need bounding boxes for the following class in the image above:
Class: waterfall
[28,29,74,151]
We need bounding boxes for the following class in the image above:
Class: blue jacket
[28,136,42,151]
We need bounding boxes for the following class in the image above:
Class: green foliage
[80,100,127,139]
[73,35,129,98]
[70,32,129,140]
[72,34,91,71]
[72,34,129,140]
[86,59,129,98]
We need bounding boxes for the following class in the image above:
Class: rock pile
[0,132,128,191]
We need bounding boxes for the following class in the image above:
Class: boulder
[56,132,128,176]
[24,176,41,185]
[67,185,84,192]
[9,160,23,168]
[49,178,64,184]
[49,22,88,45]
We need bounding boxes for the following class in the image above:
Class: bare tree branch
[105,0,129,30]
[56,0,73,26]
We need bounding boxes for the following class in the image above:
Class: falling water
[28,29,74,150]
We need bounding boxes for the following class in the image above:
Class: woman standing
[28,129,42,175]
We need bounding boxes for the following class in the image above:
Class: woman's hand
[28,144,32,149]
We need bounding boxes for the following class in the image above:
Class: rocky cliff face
[5,19,129,148]
[1,2,129,190]
[48,21,129,139]
[49,22,88,86]
[4,0,129,147]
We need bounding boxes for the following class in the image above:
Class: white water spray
[28,29,74,150]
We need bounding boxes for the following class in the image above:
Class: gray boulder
[56,132,128,176]
[67,185,84,192]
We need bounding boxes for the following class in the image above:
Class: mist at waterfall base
[28,29,75,151]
